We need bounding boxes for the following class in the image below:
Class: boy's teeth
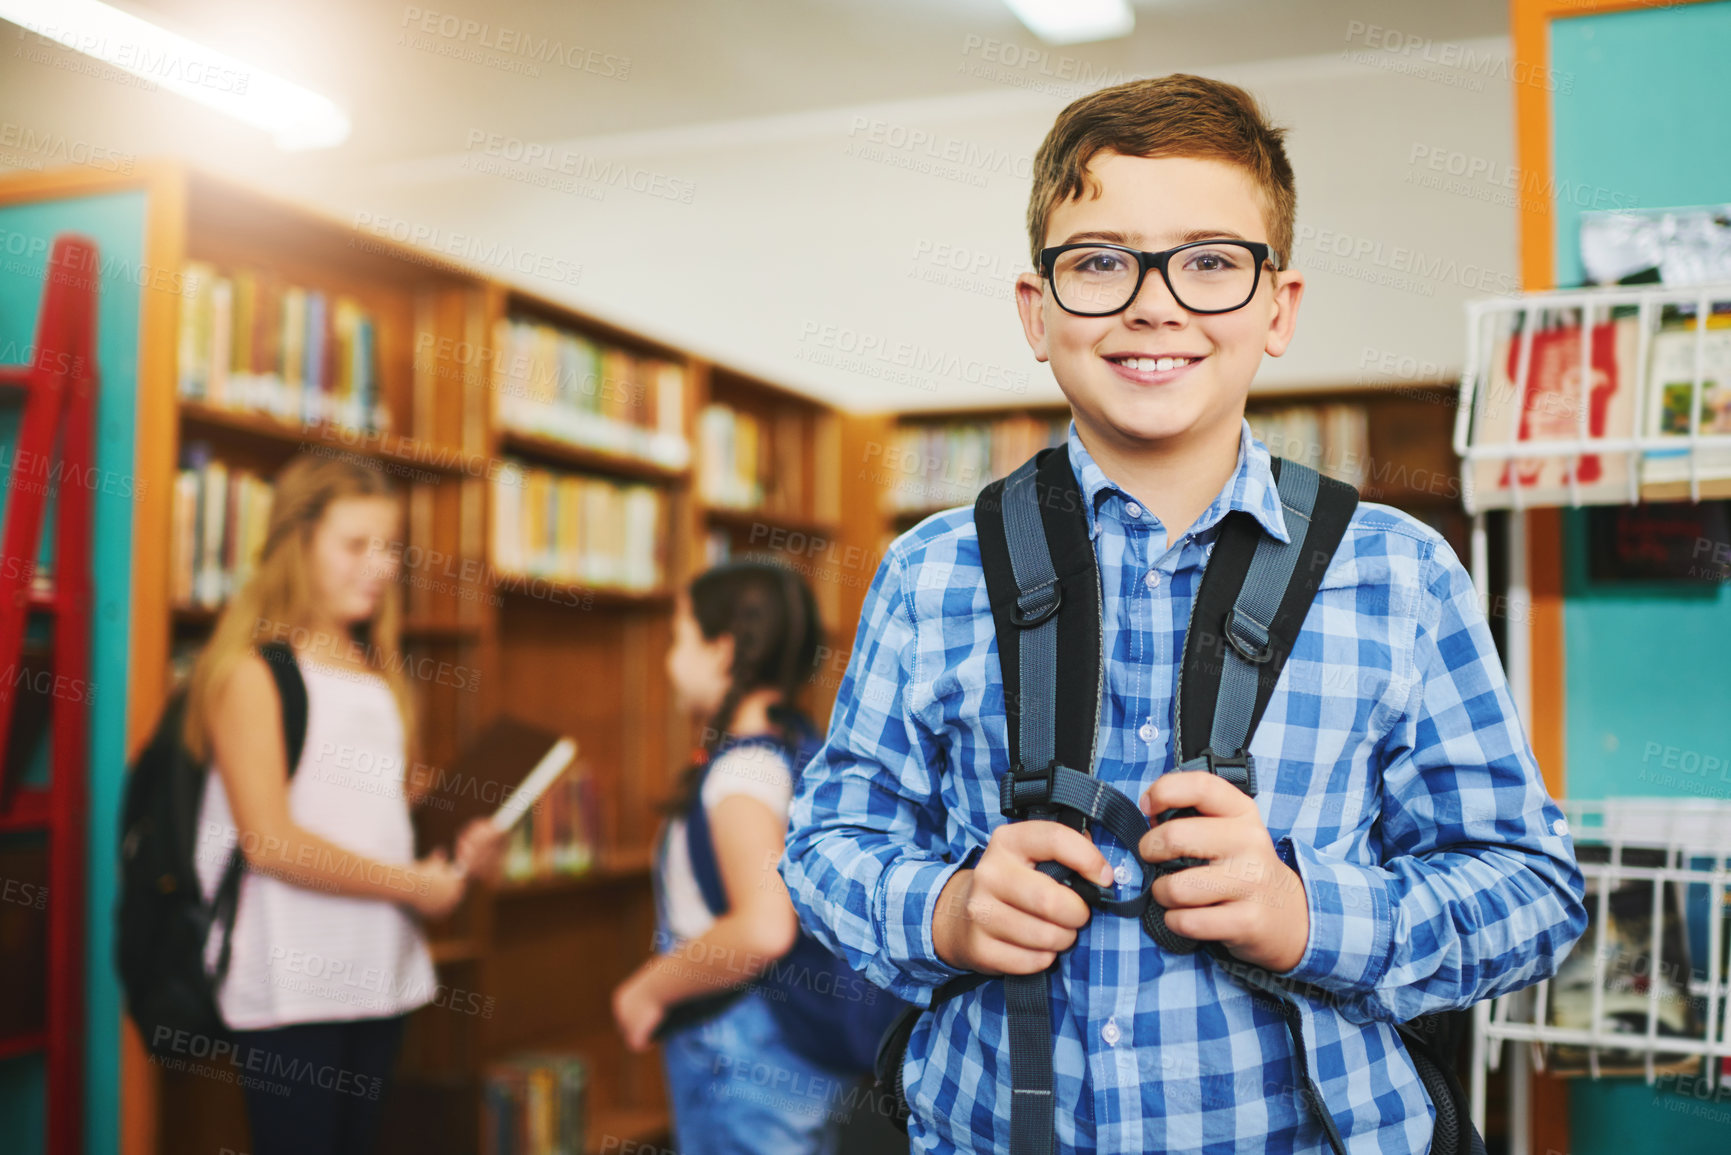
[1120,356,1196,373]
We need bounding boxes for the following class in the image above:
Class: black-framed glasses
[1039,239,1278,317]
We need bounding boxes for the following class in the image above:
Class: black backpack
[650,708,914,1076]
[118,641,307,1057]
[873,445,1484,1155]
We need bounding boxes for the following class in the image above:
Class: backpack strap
[684,735,784,918]
[1144,457,1358,953]
[209,641,308,984]
[974,446,1102,1155]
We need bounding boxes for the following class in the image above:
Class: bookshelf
[0,160,878,1155]
[876,390,1468,561]
[691,364,850,721]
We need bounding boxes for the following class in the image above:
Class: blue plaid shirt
[781,418,1586,1154]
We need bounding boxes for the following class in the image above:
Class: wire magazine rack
[1453,280,1731,514]
[1470,797,1731,1133]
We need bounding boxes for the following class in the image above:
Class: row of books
[177,262,390,434]
[695,402,842,519]
[501,766,599,883]
[1468,306,1731,507]
[492,316,690,468]
[490,462,669,591]
[171,443,276,608]
[1246,404,1372,491]
[880,415,1069,514]
[482,1051,588,1155]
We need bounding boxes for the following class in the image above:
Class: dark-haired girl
[611,561,840,1155]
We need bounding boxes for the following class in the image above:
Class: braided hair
[662,560,822,816]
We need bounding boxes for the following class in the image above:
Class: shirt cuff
[1274,836,1393,995]
[874,851,977,993]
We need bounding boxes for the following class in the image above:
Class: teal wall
[1550,2,1731,1149]
[0,190,144,1155]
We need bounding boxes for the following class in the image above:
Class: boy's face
[1014,152,1303,454]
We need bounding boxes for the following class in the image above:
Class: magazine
[1642,322,1731,486]
[1467,312,1641,509]
[1546,847,1702,1077]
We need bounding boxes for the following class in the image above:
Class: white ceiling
[0,0,1520,411]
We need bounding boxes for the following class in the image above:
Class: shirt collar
[1064,417,1292,545]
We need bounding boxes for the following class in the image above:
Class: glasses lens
[1167,243,1259,312]
[1051,247,1140,314]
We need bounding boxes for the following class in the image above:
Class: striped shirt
[780,418,1585,1154]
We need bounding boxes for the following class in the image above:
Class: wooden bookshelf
[0,159,876,1155]
[874,390,1468,561]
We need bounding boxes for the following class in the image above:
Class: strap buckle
[1009,577,1062,628]
[1000,758,1060,817]
[1176,747,1258,797]
[1224,607,1274,663]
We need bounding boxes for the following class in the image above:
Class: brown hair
[661,560,822,816]
[183,451,417,767]
[1026,73,1296,273]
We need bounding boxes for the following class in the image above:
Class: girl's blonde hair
[182,451,417,765]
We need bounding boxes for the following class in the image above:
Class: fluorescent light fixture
[1003,0,1135,44]
[0,0,350,149]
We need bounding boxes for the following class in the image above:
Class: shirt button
[1113,862,1133,886]
[1102,1017,1121,1046]
[1124,501,1142,518]
[1143,569,1160,589]
[1138,721,1157,743]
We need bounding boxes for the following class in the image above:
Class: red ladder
[0,234,99,1155]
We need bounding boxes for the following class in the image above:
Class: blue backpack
[651,708,912,1075]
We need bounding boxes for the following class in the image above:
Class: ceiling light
[0,0,350,150]
[1002,0,1135,45]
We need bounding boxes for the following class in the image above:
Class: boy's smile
[1015,152,1304,477]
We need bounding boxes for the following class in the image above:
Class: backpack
[872,444,1485,1155]
[118,641,307,1057]
[650,706,914,1076]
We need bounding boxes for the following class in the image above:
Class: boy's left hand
[1137,771,1309,974]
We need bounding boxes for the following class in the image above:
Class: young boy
[780,74,1586,1154]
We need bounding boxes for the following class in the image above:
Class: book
[491,315,692,468]
[490,461,668,592]
[480,1051,587,1155]
[171,443,276,610]
[879,415,1069,514]
[1247,403,1371,491]
[173,261,388,434]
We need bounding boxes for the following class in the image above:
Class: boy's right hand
[931,821,1114,975]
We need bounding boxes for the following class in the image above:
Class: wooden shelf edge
[491,574,674,608]
[170,603,483,639]
[702,504,841,538]
[497,428,690,484]
[490,849,653,899]
[179,399,485,479]
[427,938,485,965]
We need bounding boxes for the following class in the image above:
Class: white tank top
[193,655,437,1029]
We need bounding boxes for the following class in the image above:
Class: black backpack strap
[974,445,1107,1155]
[209,641,309,983]
[1176,456,1358,772]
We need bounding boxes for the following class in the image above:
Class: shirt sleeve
[1274,533,1588,1021]
[779,544,973,1005]
[700,745,793,820]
